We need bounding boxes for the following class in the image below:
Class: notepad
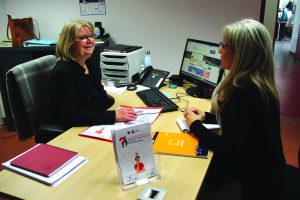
[10,144,78,177]
[152,132,208,158]
[176,118,220,133]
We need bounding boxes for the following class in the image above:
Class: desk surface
[0,86,212,200]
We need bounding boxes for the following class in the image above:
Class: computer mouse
[126,84,137,91]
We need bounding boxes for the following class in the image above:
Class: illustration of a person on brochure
[134,153,145,173]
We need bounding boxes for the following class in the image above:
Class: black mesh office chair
[6,55,68,143]
[284,146,300,200]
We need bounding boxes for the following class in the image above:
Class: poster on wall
[79,0,106,15]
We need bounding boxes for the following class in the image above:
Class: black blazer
[190,81,286,199]
[49,59,115,127]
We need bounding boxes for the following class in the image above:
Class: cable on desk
[182,80,194,91]
[170,92,190,112]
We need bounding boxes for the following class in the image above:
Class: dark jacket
[190,82,286,199]
[49,59,115,127]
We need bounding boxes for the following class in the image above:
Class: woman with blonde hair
[49,19,136,127]
[185,19,285,199]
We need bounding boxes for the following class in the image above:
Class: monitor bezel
[179,38,223,91]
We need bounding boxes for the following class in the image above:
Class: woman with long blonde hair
[185,19,285,199]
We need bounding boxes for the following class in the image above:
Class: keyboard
[136,88,179,113]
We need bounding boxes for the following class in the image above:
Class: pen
[152,131,159,144]
[136,112,160,116]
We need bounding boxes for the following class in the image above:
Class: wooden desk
[0,86,212,200]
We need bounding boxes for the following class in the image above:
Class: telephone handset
[137,66,170,88]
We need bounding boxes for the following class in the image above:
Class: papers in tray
[2,144,88,186]
[79,106,163,142]
[176,118,220,133]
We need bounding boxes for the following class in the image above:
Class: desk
[0,86,212,200]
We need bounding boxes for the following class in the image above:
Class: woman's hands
[184,107,205,127]
[115,108,137,122]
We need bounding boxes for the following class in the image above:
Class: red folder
[10,144,78,177]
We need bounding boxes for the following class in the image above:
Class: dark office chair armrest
[284,146,300,200]
[35,124,69,143]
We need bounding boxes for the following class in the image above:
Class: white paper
[2,156,88,186]
[80,106,162,141]
[176,118,220,133]
[104,86,127,94]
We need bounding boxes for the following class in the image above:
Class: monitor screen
[179,38,223,98]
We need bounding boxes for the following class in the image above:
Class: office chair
[284,146,300,200]
[6,55,68,143]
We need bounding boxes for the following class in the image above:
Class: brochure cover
[152,132,208,158]
[79,123,125,142]
[111,123,157,186]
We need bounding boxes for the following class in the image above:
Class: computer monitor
[179,38,224,98]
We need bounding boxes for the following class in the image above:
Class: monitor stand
[186,85,212,98]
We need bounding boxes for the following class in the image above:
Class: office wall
[290,0,299,53]
[0,0,6,41]
[0,1,6,122]
[1,0,261,75]
[264,0,279,41]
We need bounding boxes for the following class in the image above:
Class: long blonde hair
[56,19,94,61]
[213,19,279,113]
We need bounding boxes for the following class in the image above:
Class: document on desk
[79,106,163,142]
[176,118,220,133]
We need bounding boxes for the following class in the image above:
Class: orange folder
[152,132,208,158]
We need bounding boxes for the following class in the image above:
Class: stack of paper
[2,144,87,186]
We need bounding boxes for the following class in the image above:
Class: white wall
[0,1,6,123]
[1,0,262,75]
[290,0,299,53]
[264,0,279,41]
[279,0,292,8]
[0,0,5,36]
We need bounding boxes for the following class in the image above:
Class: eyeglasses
[77,35,95,43]
[219,42,229,51]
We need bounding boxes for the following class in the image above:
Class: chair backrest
[6,55,57,140]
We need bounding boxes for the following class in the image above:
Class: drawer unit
[100,48,144,83]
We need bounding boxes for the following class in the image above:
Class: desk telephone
[137,66,169,88]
